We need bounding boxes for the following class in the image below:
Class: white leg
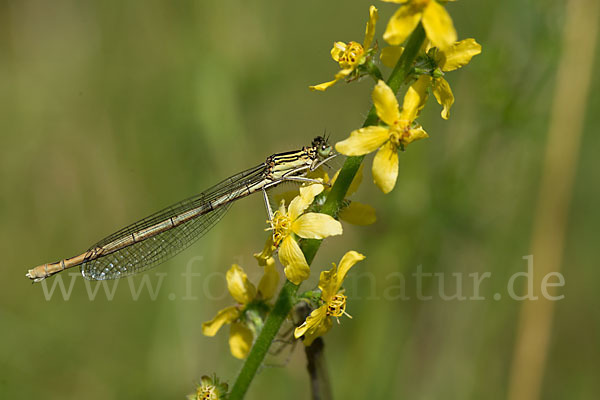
[262,188,274,221]
[283,176,330,186]
[310,153,338,171]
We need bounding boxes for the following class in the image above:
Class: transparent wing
[80,203,231,280]
[80,163,266,280]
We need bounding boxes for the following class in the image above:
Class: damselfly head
[312,135,333,159]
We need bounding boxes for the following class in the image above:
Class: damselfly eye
[318,143,332,158]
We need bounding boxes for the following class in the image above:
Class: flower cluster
[295,251,365,344]
[322,1,480,194]
[310,6,380,91]
[291,0,481,343]
[204,181,368,359]
[198,1,481,395]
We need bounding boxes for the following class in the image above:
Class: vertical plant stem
[228,24,426,400]
[229,279,297,398]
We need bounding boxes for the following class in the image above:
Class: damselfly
[26,136,336,282]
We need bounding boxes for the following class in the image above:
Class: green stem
[228,24,426,400]
[229,280,297,398]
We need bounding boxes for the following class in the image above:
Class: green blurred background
[1,1,598,399]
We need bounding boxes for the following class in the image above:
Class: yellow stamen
[389,120,414,150]
[337,41,365,69]
[266,210,291,247]
[326,293,348,318]
[197,385,218,400]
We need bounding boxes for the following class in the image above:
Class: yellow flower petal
[338,201,377,225]
[380,46,404,68]
[279,236,310,284]
[309,68,354,91]
[309,78,341,92]
[292,213,343,239]
[363,6,379,49]
[399,75,431,122]
[253,235,276,266]
[372,142,399,194]
[373,80,401,126]
[438,38,482,72]
[226,264,256,305]
[383,3,423,46]
[330,41,347,62]
[335,68,354,78]
[257,257,279,300]
[303,324,333,346]
[403,125,429,146]
[202,306,240,337]
[319,250,366,301]
[284,263,311,285]
[335,251,366,290]
[288,184,324,221]
[287,195,307,223]
[335,126,390,156]
[432,77,454,120]
[229,322,254,359]
[318,267,338,302]
[294,306,328,339]
[422,0,457,50]
[303,317,333,346]
[299,183,325,204]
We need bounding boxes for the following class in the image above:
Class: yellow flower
[429,38,481,119]
[189,375,228,400]
[380,38,482,119]
[294,251,365,345]
[310,5,379,91]
[266,184,343,284]
[383,0,457,50]
[202,261,279,359]
[336,79,430,193]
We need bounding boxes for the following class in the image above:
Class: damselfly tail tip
[26,270,38,282]
[26,269,36,281]
[26,265,47,282]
